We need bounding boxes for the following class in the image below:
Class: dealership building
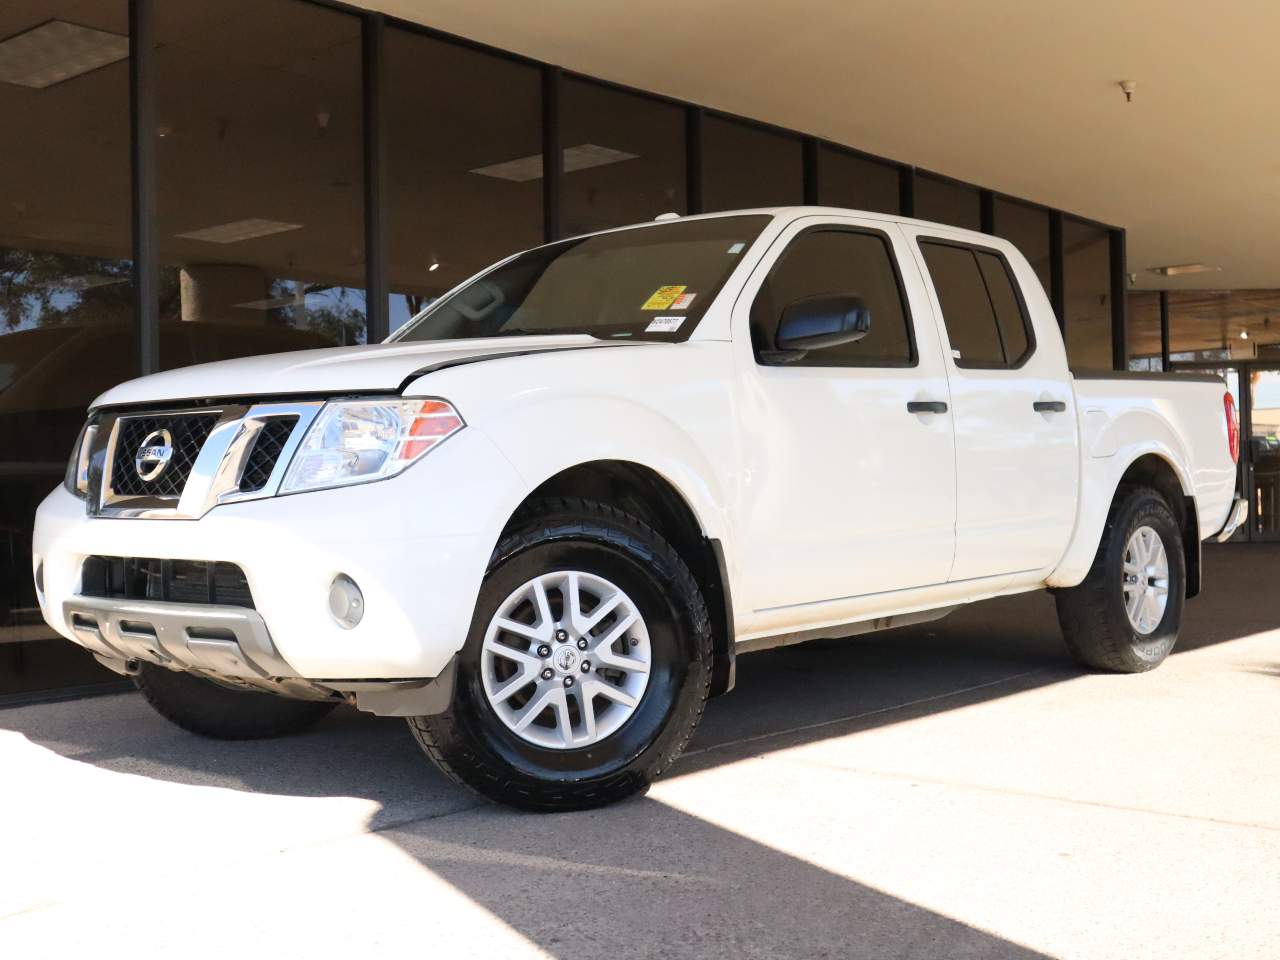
[1,0,1275,697]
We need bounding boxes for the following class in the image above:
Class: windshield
[392,215,771,343]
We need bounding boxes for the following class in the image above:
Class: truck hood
[92,335,628,409]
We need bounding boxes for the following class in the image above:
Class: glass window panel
[1063,217,1112,370]
[915,175,980,230]
[386,28,542,332]
[703,116,802,212]
[920,242,1004,365]
[994,198,1051,293]
[750,229,913,366]
[976,251,1031,365]
[1249,369,1280,539]
[1169,290,1280,363]
[818,147,899,214]
[1126,292,1163,370]
[562,79,685,236]
[155,0,367,359]
[0,2,134,689]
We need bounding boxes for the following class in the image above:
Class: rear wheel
[135,664,337,740]
[408,498,712,812]
[1054,486,1186,672]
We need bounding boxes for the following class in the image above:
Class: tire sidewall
[445,519,708,790]
[1104,492,1185,665]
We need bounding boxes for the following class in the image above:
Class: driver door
[731,217,957,617]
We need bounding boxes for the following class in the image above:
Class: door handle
[1033,400,1067,413]
[907,400,948,414]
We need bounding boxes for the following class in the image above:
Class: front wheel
[408,498,713,812]
[1054,486,1186,672]
[135,664,338,740]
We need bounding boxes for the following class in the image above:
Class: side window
[976,251,1030,363]
[919,240,1033,368]
[751,228,914,367]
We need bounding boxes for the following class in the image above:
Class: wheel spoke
[489,667,536,704]
[577,688,598,743]
[549,687,573,747]
[584,677,638,709]
[531,578,555,634]
[512,685,556,731]
[493,617,543,642]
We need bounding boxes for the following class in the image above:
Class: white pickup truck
[33,207,1245,811]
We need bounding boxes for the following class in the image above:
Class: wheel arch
[1114,453,1201,599]
[502,460,736,696]
[1051,448,1201,597]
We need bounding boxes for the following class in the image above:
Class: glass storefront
[0,3,136,695]
[0,0,1134,699]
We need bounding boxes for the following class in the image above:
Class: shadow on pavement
[4,544,1278,956]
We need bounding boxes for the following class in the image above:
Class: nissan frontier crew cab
[34,207,1246,811]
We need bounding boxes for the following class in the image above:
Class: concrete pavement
[2,545,1278,959]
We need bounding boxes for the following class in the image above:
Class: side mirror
[765,295,872,362]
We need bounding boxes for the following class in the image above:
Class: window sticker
[727,242,746,254]
[641,285,686,310]
[644,316,684,333]
[670,292,696,310]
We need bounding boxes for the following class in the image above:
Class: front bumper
[33,428,523,682]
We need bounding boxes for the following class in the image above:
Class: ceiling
[359,0,1280,292]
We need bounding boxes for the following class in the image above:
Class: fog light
[328,574,364,629]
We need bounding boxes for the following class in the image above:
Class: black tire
[408,497,713,812]
[135,664,338,740]
[1054,485,1186,673]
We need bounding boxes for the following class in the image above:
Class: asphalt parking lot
[2,544,1278,959]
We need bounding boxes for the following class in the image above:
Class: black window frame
[750,224,919,369]
[917,236,1037,371]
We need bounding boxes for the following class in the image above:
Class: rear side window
[920,240,1033,368]
[751,228,914,367]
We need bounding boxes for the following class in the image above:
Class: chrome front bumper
[1216,497,1248,542]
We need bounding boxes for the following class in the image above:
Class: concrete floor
[2,544,1279,959]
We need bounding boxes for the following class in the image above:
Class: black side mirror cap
[762,295,872,363]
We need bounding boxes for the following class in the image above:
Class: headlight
[64,419,97,499]
[279,398,464,495]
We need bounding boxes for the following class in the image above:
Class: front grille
[110,414,220,498]
[239,417,297,492]
[81,556,255,609]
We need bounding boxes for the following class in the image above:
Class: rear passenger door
[908,231,1078,581]
[732,218,957,612]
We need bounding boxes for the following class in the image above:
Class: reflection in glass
[1249,369,1280,539]
[994,198,1051,293]
[563,78,685,235]
[386,27,542,334]
[154,0,367,358]
[818,147,899,214]
[0,3,134,690]
[1127,292,1163,371]
[702,116,803,212]
[915,175,980,231]
[1063,217,1111,370]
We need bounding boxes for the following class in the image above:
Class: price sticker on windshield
[642,285,686,310]
[645,316,685,333]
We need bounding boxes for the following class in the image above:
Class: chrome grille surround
[87,400,323,519]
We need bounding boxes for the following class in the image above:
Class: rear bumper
[1215,496,1248,542]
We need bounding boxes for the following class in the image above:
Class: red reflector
[1224,392,1240,463]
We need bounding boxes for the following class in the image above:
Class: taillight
[1224,392,1240,463]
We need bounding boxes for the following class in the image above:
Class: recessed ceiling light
[470,144,640,182]
[1148,263,1221,277]
[0,20,129,89]
[177,218,303,243]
